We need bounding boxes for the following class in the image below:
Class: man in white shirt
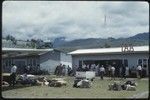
[136,64,142,79]
[91,64,96,71]
[10,64,17,86]
[100,65,105,80]
[111,66,115,80]
[125,66,129,77]
[95,64,99,76]
[82,64,86,71]
[26,65,31,74]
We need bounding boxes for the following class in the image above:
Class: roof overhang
[68,46,149,55]
[2,47,53,52]
[2,47,54,58]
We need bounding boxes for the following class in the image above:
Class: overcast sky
[2,1,149,41]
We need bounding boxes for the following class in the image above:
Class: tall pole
[104,14,106,26]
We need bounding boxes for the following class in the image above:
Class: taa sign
[121,44,134,52]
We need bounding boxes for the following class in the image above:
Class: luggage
[108,81,122,91]
[73,79,91,88]
[73,79,82,88]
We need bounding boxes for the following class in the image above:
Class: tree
[31,39,37,48]
[6,35,11,41]
[36,39,44,49]
[5,35,17,45]
[104,43,111,48]
[12,39,17,45]
[26,40,31,47]
[44,42,53,48]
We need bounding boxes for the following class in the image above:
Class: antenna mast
[104,13,106,26]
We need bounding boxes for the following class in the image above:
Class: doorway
[83,59,123,77]
[15,60,26,74]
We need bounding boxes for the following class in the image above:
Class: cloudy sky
[2,1,149,41]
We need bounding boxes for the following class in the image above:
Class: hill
[54,32,149,53]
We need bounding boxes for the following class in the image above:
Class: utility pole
[104,14,107,27]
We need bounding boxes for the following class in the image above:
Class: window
[30,59,33,66]
[143,59,147,68]
[79,60,82,67]
[6,59,9,67]
[33,59,36,66]
[9,59,11,66]
[138,59,142,65]
[27,59,30,65]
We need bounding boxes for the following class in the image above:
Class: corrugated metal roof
[68,46,149,55]
[2,50,50,58]
[2,47,53,52]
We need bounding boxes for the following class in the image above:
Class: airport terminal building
[69,46,149,76]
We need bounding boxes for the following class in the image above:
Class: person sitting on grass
[18,73,36,86]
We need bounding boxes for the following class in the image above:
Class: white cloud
[2,1,149,41]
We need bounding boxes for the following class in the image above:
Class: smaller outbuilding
[2,48,72,74]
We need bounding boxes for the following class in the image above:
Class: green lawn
[2,75,149,99]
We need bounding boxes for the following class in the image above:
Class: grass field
[2,75,149,99]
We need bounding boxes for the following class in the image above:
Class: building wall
[39,50,60,74]
[2,56,40,74]
[60,52,72,68]
[2,50,72,74]
[72,52,149,75]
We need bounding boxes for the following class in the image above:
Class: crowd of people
[54,64,73,76]
[74,63,147,80]
[7,63,147,87]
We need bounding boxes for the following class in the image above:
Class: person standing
[111,65,115,80]
[95,64,99,76]
[55,65,59,76]
[121,65,126,79]
[108,65,111,78]
[10,64,17,87]
[136,64,142,79]
[119,66,122,78]
[26,64,31,74]
[85,65,89,71]
[59,64,63,76]
[73,65,78,76]
[67,65,71,76]
[125,66,129,78]
[91,63,96,71]
[82,64,86,71]
[142,65,146,78]
[99,65,105,80]
[62,65,66,76]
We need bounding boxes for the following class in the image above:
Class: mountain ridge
[54,32,149,53]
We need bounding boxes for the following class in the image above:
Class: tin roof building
[69,45,149,76]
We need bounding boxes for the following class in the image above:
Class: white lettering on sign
[121,44,134,52]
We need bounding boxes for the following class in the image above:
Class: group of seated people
[73,78,92,88]
[17,74,67,87]
[108,80,137,91]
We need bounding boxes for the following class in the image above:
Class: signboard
[76,71,95,79]
[121,44,134,52]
